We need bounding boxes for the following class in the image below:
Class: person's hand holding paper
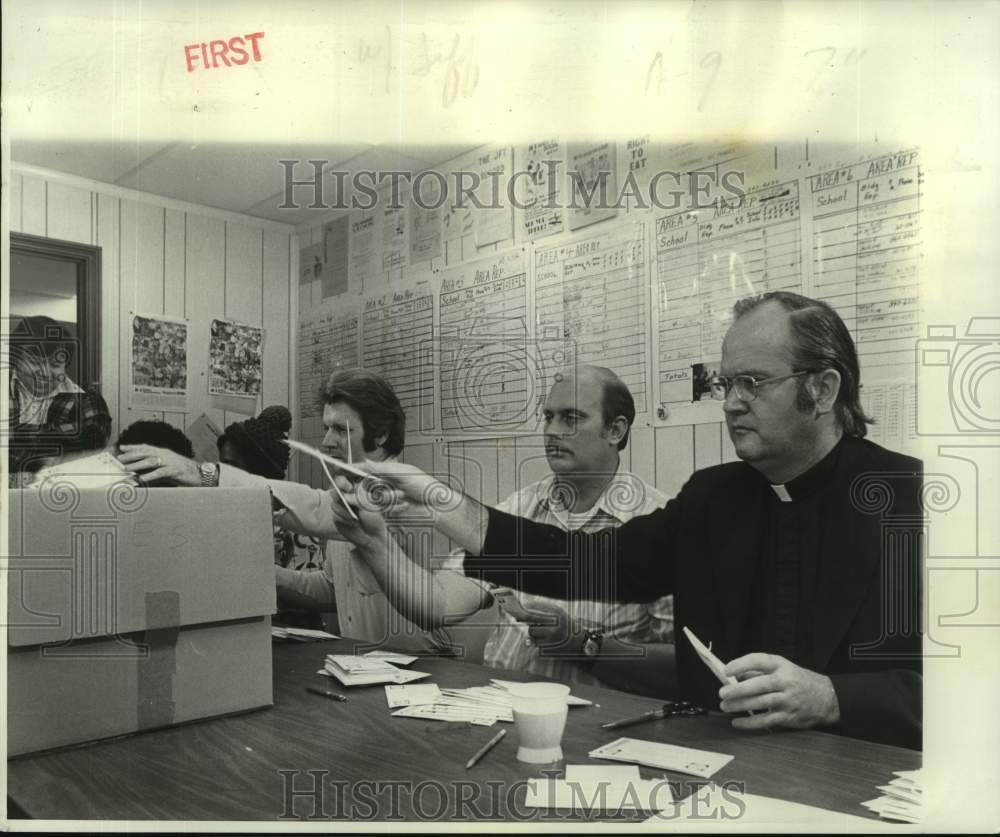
[719,653,841,731]
[327,471,390,553]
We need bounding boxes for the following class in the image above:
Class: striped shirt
[447,469,674,686]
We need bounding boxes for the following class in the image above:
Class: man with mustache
[333,365,677,694]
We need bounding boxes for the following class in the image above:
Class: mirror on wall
[7,233,102,393]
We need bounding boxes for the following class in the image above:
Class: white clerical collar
[771,483,793,502]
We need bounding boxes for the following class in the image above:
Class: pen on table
[465,728,506,769]
[601,708,665,730]
[306,686,349,703]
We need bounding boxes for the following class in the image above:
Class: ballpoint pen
[306,686,349,703]
[600,701,705,730]
[465,728,506,769]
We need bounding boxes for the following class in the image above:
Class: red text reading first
[185,33,265,72]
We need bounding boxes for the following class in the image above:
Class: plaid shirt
[8,373,112,474]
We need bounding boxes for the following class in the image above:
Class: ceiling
[11,140,483,229]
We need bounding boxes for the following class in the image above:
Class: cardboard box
[7,485,277,756]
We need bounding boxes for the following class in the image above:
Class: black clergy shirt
[466,435,923,750]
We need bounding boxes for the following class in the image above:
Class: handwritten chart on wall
[655,181,803,404]
[437,249,532,434]
[809,149,922,381]
[362,281,435,433]
[535,222,649,414]
[297,304,360,420]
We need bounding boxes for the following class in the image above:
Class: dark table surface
[7,638,921,822]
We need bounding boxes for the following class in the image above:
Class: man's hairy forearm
[424,488,490,555]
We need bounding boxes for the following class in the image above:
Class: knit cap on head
[221,405,292,479]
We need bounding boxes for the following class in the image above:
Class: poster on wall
[515,138,565,241]
[349,208,380,293]
[381,181,409,272]
[128,312,190,411]
[475,144,512,247]
[410,175,443,263]
[208,318,264,404]
[442,150,476,247]
[567,141,619,230]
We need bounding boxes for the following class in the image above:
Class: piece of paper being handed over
[282,439,370,479]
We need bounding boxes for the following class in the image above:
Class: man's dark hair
[732,291,873,437]
[117,420,194,458]
[218,405,292,479]
[583,365,636,451]
[320,369,405,457]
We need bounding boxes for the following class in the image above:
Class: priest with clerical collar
[340,291,923,750]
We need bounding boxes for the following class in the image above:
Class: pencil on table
[465,728,506,769]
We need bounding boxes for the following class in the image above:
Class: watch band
[199,462,220,487]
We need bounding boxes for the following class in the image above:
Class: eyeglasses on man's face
[708,370,810,402]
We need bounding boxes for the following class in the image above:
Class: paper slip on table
[7,638,920,822]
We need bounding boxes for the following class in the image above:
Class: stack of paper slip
[861,769,924,823]
[392,685,514,725]
[271,626,339,641]
[589,737,734,779]
[385,684,442,708]
[322,654,430,686]
[386,679,591,726]
[491,680,592,707]
[362,650,418,665]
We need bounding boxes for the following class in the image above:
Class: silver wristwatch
[199,461,220,487]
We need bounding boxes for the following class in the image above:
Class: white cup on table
[508,682,571,764]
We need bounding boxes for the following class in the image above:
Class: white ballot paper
[490,679,592,706]
[683,626,737,686]
[861,768,924,823]
[271,626,339,641]
[524,765,675,813]
[323,655,430,686]
[386,679,592,726]
[391,704,498,726]
[385,684,442,708]
[283,438,369,479]
[364,650,418,666]
[589,737,734,779]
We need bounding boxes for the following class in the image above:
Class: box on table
[7,484,277,757]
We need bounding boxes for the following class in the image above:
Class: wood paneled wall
[10,166,296,451]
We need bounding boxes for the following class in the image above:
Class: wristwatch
[199,461,220,487]
[581,628,604,657]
